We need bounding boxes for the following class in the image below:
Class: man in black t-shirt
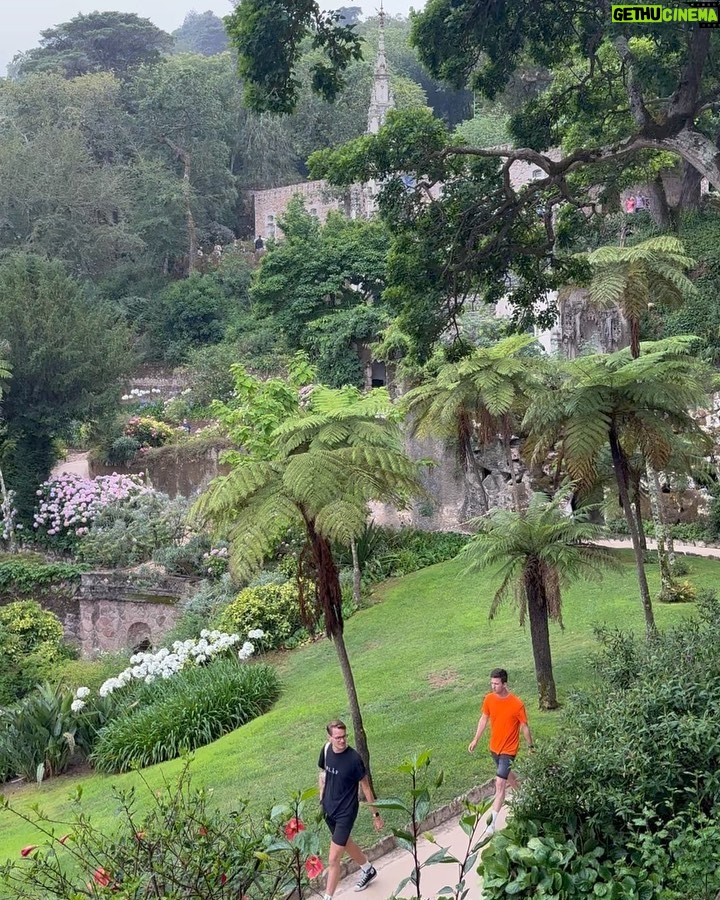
[318,720,384,897]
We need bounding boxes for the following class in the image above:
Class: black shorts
[324,812,357,847]
[490,752,515,780]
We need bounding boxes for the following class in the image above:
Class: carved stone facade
[555,286,631,358]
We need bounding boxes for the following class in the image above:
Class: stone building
[251,4,395,241]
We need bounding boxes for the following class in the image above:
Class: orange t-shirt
[481,692,528,756]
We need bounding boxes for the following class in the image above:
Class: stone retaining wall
[77,572,200,658]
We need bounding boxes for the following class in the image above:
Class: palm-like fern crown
[461,489,616,624]
[194,383,424,580]
[402,334,539,449]
[523,337,713,489]
[585,236,697,335]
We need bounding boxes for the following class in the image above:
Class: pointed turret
[367,1,394,134]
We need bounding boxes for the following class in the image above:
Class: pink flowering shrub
[123,415,175,448]
[33,473,149,551]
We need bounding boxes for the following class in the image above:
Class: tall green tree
[461,490,613,709]
[251,201,391,386]
[17,12,173,79]
[0,254,133,520]
[172,12,230,56]
[523,338,712,637]
[262,1,720,349]
[195,372,424,778]
[584,234,698,597]
[585,236,697,360]
[403,335,539,512]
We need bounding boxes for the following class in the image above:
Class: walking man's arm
[468,713,489,753]
[520,722,534,751]
[359,776,384,832]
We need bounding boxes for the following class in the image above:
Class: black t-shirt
[319,743,366,820]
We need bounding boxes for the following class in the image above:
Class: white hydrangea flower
[71,699,86,713]
[248,629,265,640]
[75,686,91,699]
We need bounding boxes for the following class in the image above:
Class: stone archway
[127,621,152,654]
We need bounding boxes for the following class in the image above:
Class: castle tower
[367,1,394,134]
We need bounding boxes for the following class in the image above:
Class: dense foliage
[0,602,72,706]
[0,762,324,900]
[216,580,308,649]
[480,591,720,899]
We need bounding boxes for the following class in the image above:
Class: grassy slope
[1,550,711,859]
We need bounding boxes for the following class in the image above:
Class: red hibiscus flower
[219,873,227,885]
[304,855,324,879]
[283,817,305,841]
[20,845,37,857]
[93,866,111,887]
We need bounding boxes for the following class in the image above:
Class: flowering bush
[1,761,324,900]
[33,473,148,551]
[89,657,281,772]
[123,415,175,448]
[93,629,242,698]
[203,544,229,578]
[77,492,188,568]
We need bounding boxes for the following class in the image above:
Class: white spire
[367,0,394,134]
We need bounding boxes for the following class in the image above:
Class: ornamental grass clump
[90,657,281,773]
[33,472,148,550]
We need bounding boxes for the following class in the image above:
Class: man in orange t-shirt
[468,668,533,835]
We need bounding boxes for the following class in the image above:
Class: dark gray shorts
[490,752,516,780]
[324,812,357,847]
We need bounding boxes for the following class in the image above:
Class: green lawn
[0,550,711,860]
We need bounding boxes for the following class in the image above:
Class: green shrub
[484,591,720,897]
[0,760,323,900]
[0,601,72,705]
[0,559,85,595]
[123,415,175,448]
[163,576,238,644]
[0,683,78,783]
[354,527,471,582]
[659,578,697,604]
[216,580,307,649]
[77,492,188,568]
[153,532,212,576]
[105,435,140,465]
[90,658,281,773]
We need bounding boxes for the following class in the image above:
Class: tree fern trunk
[350,537,362,606]
[309,521,374,787]
[631,472,648,553]
[524,566,558,710]
[609,425,656,636]
[646,463,674,601]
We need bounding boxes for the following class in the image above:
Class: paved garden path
[333,803,506,900]
[596,537,720,558]
[50,450,90,479]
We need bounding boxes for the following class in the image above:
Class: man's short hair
[326,719,347,735]
[490,668,508,683]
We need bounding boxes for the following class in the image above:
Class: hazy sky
[1,0,422,76]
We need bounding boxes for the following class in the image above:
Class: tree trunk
[309,520,374,788]
[679,161,702,214]
[524,565,558,710]
[646,463,674,601]
[350,537,362,607]
[0,467,16,552]
[647,176,673,230]
[503,423,524,513]
[631,472,648,553]
[609,424,657,636]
